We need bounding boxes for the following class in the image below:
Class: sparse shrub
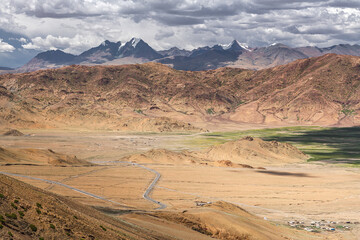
[341,108,356,116]
[5,213,17,219]
[0,224,3,229]
[36,203,42,209]
[18,211,24,217]
[39,238,44,240]
[231,100,246,110]
[11,202,18,209]
[14,199,19,204]
[50,223,55,229]
[29,224,37,232]
[0,215,4,223]
[36,208,41,214]
[0,193,5,199]
[134,109,143,114]
[73,215,78,219]
[21,205,29,212]
[206,108,215,115]
[66,232,70,236]
[100,225,107,231]
[8,231,13,237]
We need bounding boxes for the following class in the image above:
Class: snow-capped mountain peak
[237,42,250,51]
[118,41,126,51]
[130,38,142,48]
[221,40,250,51]
[101,40,111,46]
[269,42,280,47]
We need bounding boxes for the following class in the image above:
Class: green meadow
[184,126,360,166]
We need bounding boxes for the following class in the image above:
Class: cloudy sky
[0,0,360,67]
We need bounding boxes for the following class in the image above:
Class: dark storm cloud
[153,15,204,26]
[332,32,360,41]
[166,5,238,18]
[28,11,101,19]
[327,0,360,8]
[300,27,343,35]
[154,30,174,41]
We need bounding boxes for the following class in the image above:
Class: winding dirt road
[0,161,167,210]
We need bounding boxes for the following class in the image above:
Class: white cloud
[0,39,15,52]
[18,37,27,43]
[0,0,360,54]
[22,34,105,54]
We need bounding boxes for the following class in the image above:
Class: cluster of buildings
[287,219,356,232]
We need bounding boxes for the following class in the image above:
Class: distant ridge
[0,66,13,70]
[14,38,360,73]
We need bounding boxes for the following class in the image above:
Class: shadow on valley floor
[198,126,360,166]
[255,170,315,177]
[261,127,360,166]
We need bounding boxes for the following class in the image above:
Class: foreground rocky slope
[0,54,359,130]
[0,174,168,240]
[0,173,322,240]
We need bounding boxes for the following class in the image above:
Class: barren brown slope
[196,136,308,167]
[227,54,360,125]
[124,201,323,240]
[0,147,93,166]
[0,174,172,240]
[119,136,308,167]
[0,54,359,129]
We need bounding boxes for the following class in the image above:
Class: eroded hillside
[0,54,359,130]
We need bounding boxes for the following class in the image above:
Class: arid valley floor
[1,126,359,239]
[1,54,360,239]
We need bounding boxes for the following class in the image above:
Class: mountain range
[7,38,360,73]
[1,53,359,130]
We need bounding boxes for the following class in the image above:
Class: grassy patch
[18,211,24,217]
[5,213,17,219]
[206,108,215,115]
[185,126,360,166]
[11,202,18,209]
[29,224,37,232]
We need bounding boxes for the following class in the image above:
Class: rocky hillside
[0,174,168,239]
[0,54,359,130]
[0,147,93,166]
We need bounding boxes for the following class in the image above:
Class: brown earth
[120,136,308,167]
[0,174,171,240]
[0,147,322,240]
[0,147,93,166]
[117,116,204,132]
[195,136,309,167]
[3,129,24,136]
[0,54,360,131]
[120,148,209,165]
[138,201,320,240]
[0,131,358,239]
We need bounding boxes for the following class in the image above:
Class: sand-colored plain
[0,131,359,239]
